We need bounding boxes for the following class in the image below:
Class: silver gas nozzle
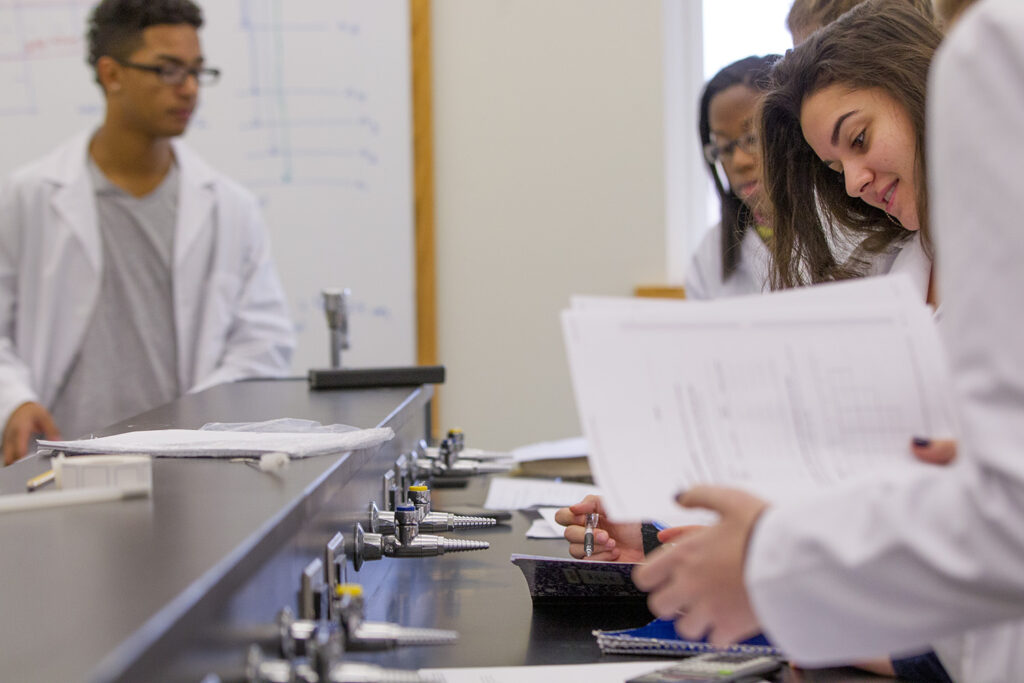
[349,521,489,570]
[380,533,491,557]
[445,459,513,475]
[368,501,496,533]
[420,511,496,531]
[327,662,428,683]
[349,621,459,648]
[322,288,351,369]
[333,583,459,650]
[409,456,512,481]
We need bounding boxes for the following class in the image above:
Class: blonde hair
[934,0,978,27]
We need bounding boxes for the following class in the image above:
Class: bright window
[703,0,795,80]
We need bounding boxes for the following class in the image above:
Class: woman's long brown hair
[761,0,942,288]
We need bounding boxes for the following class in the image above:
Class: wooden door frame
[411,0,439,436]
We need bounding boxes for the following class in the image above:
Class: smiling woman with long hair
[760,0,941,296]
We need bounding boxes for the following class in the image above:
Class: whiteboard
[0,0,416,371]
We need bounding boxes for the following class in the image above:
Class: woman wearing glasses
[684,55,779,301]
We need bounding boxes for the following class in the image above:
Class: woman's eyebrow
[831,110,858,146]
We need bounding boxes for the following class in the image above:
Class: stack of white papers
[562,275,957,526]
[38,427,394,459]
[482,477,599,510]
[510,436,588,463]
[525,507,566,538]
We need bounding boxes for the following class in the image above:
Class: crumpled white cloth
[38,424,394,459]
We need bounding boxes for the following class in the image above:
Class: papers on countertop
[425,445,512,461]
[510,436,587,462]
[38,427,394,459]
[563,275,958,526]
[526,507,566,538]
[483,477,599,510]
[419,661,667,683]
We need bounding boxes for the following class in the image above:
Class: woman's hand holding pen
[555,494,646,562]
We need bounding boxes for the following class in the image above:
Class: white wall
[432,1,669,450]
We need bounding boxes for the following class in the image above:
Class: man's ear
[95,55,122,95]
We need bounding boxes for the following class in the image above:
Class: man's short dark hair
[87,0,203,76]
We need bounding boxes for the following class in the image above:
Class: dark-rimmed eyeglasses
[116,60,221,87]
[703,132,758,165]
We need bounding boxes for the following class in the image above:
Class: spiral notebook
[593,618,781,657]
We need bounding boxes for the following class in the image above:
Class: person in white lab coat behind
[634,1,1024,680]
[0,0,294,465]
[684,55,778,301]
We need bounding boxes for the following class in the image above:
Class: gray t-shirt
[50,160,181,438]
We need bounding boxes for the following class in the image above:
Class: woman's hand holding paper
[910,438,957,466]
[633,486,768,647]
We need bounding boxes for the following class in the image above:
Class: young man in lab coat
[0,0,295,465]
[634,0,1024,679]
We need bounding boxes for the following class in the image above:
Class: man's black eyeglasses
[116,60,221,87]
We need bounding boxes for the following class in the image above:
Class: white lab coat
[743,1,1024,678]
[685,224,770,300]
[686,224,928,302]
[0,131,295,430]
[866,231,931,301]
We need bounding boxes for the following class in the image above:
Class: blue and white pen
[584,513,599,557]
